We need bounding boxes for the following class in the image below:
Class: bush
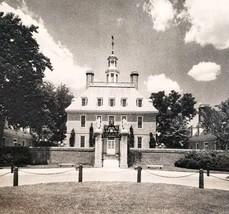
[128,150,142,167]
[174,151,229,170]
[0,147,32,166]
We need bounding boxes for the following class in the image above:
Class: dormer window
[81,97,87,106]
[97,98,103,106]
[136,98,143,107]
[109,98,115,107]
[121,98,127,107]
[111,73,114,82]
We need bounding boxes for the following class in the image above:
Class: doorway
[107,138,115,155]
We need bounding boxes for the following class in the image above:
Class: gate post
[13,167,18,186]
[199,168,204,189]
[94,129,103,167]
[137,165,142,183]
[120,130,129,168]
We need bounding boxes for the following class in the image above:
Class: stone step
[103,155,119,160]
[103,159,119,168]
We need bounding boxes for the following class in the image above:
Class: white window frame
[137,116,143,129]
[137,136,142,148]
[80,136,85,147]
[97,98,103,106]
[121,115,127,121]
[136,98,143,107]
[81,97,88,106]
[109,98,115,107]
[108,115,115,125]
[80,115,86,128]
[121,98,127,107]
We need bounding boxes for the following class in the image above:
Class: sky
[1,0,229,106]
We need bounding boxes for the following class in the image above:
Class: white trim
[80,114,86,128]
[137,116,143,129]
[108,115,115,124]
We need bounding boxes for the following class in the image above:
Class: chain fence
[209,174,229,182]
[0,171,11,178]
[19,168,76,175]
[143,170,198,179]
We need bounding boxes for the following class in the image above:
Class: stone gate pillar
[94,129,103,167]
[120,129,128,168]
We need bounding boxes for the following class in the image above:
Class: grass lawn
[0,182,228,214]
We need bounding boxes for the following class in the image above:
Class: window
[121,115,127,121]
[136,98,143,107]
[96,115,102,121]
[109,98,115,107]
[22,140,26,147]
[196,143,199,149]
[111,73,114,82]
[97,98,103,106]
[137,116,143,128]
[108,115,115,125]
[204,142,208,150]
[81,97,87,106]
[121,98,127,107]
[81,115,86,127]
[137,137,142,148]
[80,136,85,147]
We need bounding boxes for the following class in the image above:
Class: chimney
[86,70,94,89]
[130,71,139,90]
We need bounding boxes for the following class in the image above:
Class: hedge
[0,147,32,166]
[174,151,229,170]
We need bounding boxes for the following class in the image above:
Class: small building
[188,133,217,150]
[65,41,157,167]
[2,127,34,147]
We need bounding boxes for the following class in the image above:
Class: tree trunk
[0,116,5,146]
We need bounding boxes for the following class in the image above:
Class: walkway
[0,167,228,190]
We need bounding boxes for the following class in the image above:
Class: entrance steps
[103,155,119,168]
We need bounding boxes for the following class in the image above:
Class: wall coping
[30,147,95,152]
[130,148,227,154]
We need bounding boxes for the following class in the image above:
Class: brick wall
[130,149,194,168]
[30,147,94,165]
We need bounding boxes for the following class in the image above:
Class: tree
[69,129,75,147]
[128,125,135,148]
[50,84,73,143]
[89,123,95,147]
[149,132,156,148]
[150,90,197,148]
[0,12,52,144]
[200,101,229,150]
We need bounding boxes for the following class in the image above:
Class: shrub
[0,147,32,166]
[174,151,229,170]
[128,150,142,167]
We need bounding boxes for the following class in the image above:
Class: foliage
[128,150,142,166]
[69,129,75,147]
[0,12,52,144]
[150,90,197,148]
[149,132,156,148]
[200,102,229,150]
[174,151,229,170]
[128,125,134,148]
[0,147,31,165]
[89,123,95,147]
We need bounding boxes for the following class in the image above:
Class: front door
[107,139,115,155]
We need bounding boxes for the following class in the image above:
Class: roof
[66,83,158,113]
[188,133,217,143]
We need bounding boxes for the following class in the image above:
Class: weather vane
[111,35,114,54]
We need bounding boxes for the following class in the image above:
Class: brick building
[65,43,157,167]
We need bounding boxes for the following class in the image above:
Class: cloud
[188,62,221,81]
[143,0,175,31]
[0,1,88,91]
[184,0,229,49]
[144,74,181,94]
